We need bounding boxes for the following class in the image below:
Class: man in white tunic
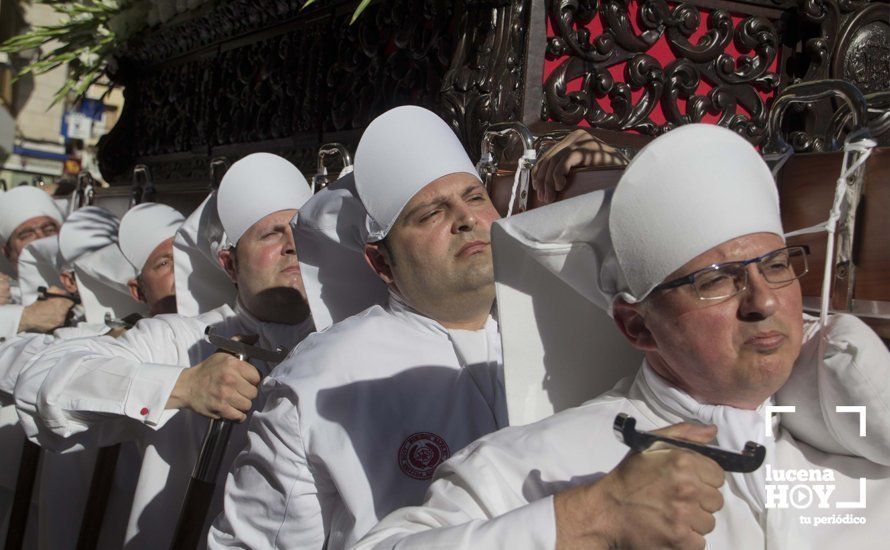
[0,186,73,338]
[208,107,638,549]
[357,124,890,549]
[15,153,315,549]
[118,202,185,317]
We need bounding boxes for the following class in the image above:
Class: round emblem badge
[397,432,451,480]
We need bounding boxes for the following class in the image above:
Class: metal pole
[75,444,122,550]
[168,353,244,550]
[4,440,41,550]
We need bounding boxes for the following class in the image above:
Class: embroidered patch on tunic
[397,432,451,480]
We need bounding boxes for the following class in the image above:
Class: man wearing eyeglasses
[356,124,890,549]
[0,186,74,339]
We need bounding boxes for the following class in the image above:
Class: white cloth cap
[610,123,784,303]
[17,236,64,306]
[118,203,185,271]
[74,243,146,323]
[58,206,121,268]
[0,186,64,244]
[354,106,480,241]
[292,173,389,330]
[57,206,144,322]
[173,192,236,316]
[217,153,313,246]
[492,192,642,425]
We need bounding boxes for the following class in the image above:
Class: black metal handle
[613,414,765,473]
[37,285,81,304]
[762,79,869,155]
[169,477,217,550]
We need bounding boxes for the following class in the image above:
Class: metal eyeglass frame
[652,245,811,301]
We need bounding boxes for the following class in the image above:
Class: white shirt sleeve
[0,332,53,397]
[0,304,24,340]
[354,450,557,550]
[208,379,327,550]
[14,318,189,451]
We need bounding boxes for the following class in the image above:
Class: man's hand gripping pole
[169,328,286,550]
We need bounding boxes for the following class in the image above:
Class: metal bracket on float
[613,413,766,473]
[209,157,230,191]
[478,122,537,214]
[69,171,96,214]
[130,164,150,207]
[762,79,868,156]
[312,143,353,193]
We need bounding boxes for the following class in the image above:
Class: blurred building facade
[0,0,123,190]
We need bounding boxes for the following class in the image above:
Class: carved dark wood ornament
[96,0,888,185]
[779,0,889,150]
[542,0,781,142]
[440,0,532,156]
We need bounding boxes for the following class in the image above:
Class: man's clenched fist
[168,349,262,422]
[554,422,725,550]
[18,286,76,333]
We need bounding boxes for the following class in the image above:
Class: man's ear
[218,248,237,283]
[612,299,657,351]
[363,242,395,285]
[127,278,146,304]
[2,244,10,261]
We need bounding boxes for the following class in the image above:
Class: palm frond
[350,0,374,24]
[0,1,146,107]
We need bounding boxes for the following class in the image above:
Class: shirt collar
[386,289,498,341]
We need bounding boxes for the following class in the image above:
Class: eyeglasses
[13,221,60,243]
[653,245,810,301]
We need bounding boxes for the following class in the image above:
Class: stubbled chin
[278,271,302,284]
[742,353,794,385]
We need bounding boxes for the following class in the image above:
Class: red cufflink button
[140,407,149,416]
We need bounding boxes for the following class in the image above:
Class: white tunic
[0,322,116,550]
[15,302,314,549]
[208,296,506,549]
[0,326,47,546]
[357,314,890,549]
